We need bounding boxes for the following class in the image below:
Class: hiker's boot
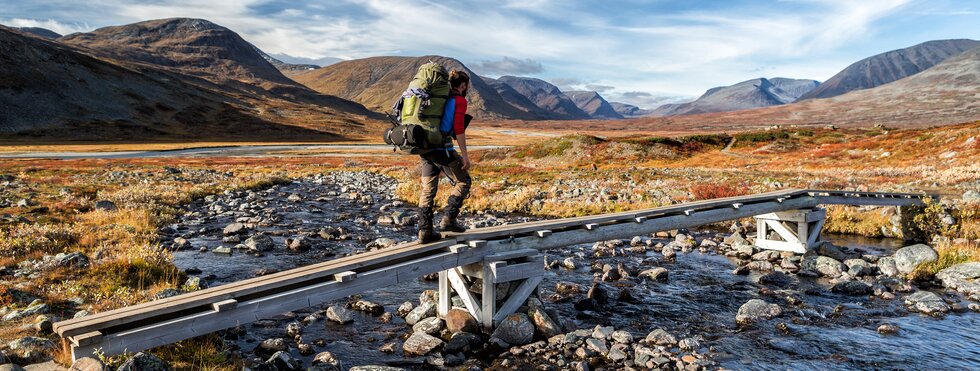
[439,196,467,233]
[417,207,441,243]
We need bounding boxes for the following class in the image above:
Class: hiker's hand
[461,156,471,170]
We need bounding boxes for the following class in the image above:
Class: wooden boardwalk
[53,189,929,360]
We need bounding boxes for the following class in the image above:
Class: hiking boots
[439,196,466,233]
[417,207,441,244]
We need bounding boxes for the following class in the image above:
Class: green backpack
[398,62,451,147]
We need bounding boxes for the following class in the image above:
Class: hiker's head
[449,70,470,96]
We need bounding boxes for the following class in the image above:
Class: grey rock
[93,200,117,211]
[212,246,232,255]
[678,337,701,351]
[639,267,669,282]
[802,256,846,277]
[878,257,899,277]
[70,357,110,371]
[844,258,872,276]
[736,299,782,325]
[610,330,634,344]
[55,252,89,268]
[116,352,172,371]
[245,234,275,252]
[405,301,436,325]
[286,321,302,337]
[528,307,561,338]
[402,332,444,356]
[312,351,340,369]
[893,244,938,274]
[412,317,445,336]
[904,291,950,315]
[877,324,900,335]
[266,350,302,370]
[257,338,289,353]
[325,305,354,324]
[444,332,482,353]
[935,262,980,296]
[396,302,414,317]
[817,242,849,261]
[3,302,49,321]
[607,343,628,361]
[831,281,873,296]
[491,313,535,346]
[644,328,677,346]
[586,337,609,355]
[223,222,246,235]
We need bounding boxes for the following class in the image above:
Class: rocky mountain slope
[58,18,301,89]
[496,76,591,120]
[565,91,623,119]
[0,26,381,141]
[293,56,547,119]
[800,39,980,100]
[653,78,819,116]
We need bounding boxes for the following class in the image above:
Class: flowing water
[164,175,980,370]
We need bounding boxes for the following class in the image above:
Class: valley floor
[0,121,977,369]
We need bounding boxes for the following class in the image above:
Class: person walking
[417,69,473,243]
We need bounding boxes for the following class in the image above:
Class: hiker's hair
[449,69,470,89]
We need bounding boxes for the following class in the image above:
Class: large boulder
[935,262,980,296]
[71,357,110,371]
[116,352,172,371]
[444,308,479,333]
[402,332,443,356]
[802,256,846,277]
[639,267,669,282]
[893,244,938,274]
[735,299,782,325]
[904,291,950,315]
[266,351,302,370]
[325,305,354,324]
[528,307,561,338]
[412,317,445,336]
[491,313,535,346]
[245,234,275,252]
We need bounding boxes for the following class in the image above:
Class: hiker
[417,70,473,243]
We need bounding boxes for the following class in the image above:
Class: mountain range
[799,39,980,100]
[0,17,977,141]
[652,78,819,116]
[0,20,380,141]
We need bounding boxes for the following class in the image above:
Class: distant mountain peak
[654,77,819,116]
[800,38,980,100]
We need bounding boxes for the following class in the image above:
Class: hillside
[610,102,655,118]
[58,18,301,89]
[16,27,61,39]
[483,77,554,120]
[496,76,591,120]
[800,39,980,100]
[0,26,382,141]
[565,91,623,119]
[293,55,544,119]
[653,77,818,116]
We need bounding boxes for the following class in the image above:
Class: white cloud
[6,0,965,99]
[1,18,91,35]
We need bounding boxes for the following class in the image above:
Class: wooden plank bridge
[53,189,930,360]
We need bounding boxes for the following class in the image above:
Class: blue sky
[3,0,979,108]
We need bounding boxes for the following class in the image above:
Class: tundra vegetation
[0,121,977,367]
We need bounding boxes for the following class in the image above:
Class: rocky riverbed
[52,171,980,370]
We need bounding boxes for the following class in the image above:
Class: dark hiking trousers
[418,150,471,208]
